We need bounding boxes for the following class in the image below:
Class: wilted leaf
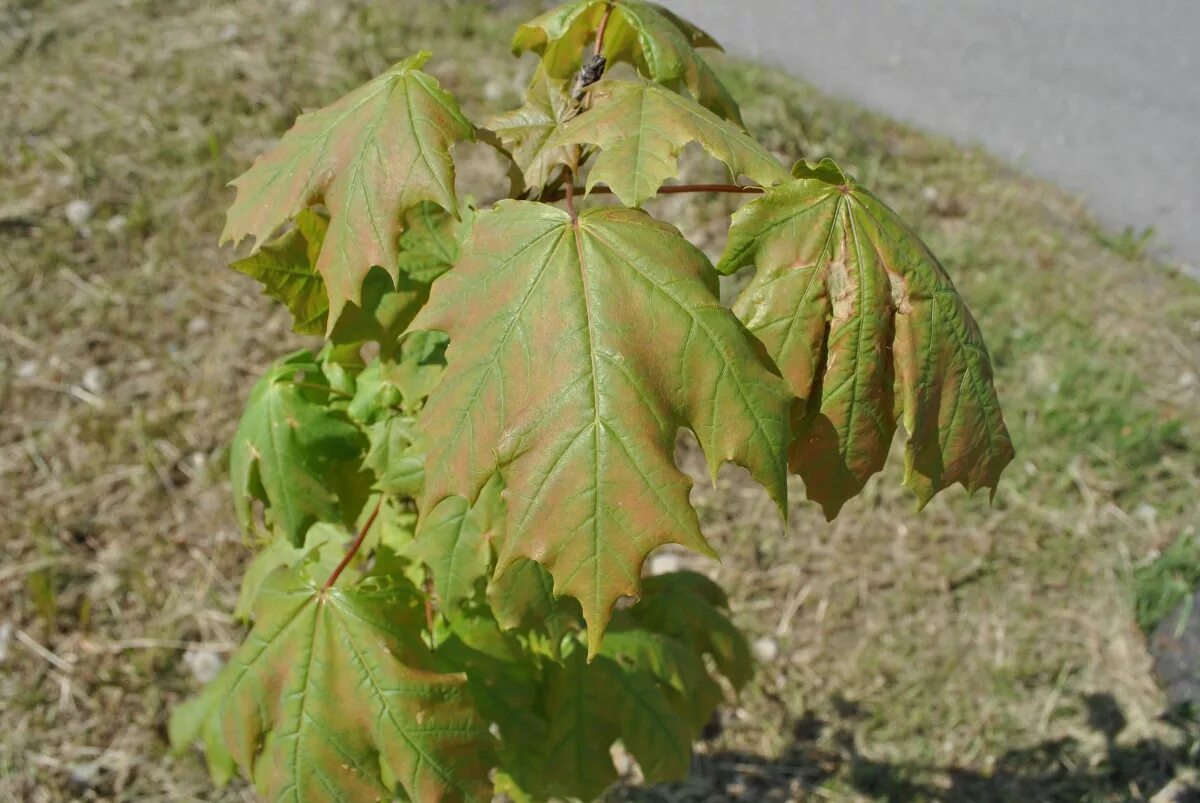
[230,351,365,545]
[221,52,473,331]
[553,79,788,207]
[513,0,741,122]
[170,571,495,802]
[719,159,1014,517]
[412,201,790,654]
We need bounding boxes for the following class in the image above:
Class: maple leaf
[171,571,495,801]
[230,351,365,545]
[230,202,467,348]
[472,574,743,798]
[719,159,1015,517]
[411,201,791,654]
[553,79,789,207]
[411,475,506,618]
[513,0,742,123]
[230,209,329,335]
[220,52,474,331]
[485,66,578,192]
[630,570,753,690]
[363,415,427,497]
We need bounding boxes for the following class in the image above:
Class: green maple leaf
[505,583,740,797]
[411,475,505,618]
[363,416,426,497]
[631,570,754,691]
[233,526,341,620]
[513,0,742,123]
[231,203,467,346]
[718,159,1015,517]
[220,52,474,331]
[553,79,789,207]
[486,66,577,192]
[170,571,495,802]
[230,209,329,335]
[411,201,791,654]
[231,351,365,545]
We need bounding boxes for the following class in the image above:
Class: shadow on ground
[615,694,1200,802]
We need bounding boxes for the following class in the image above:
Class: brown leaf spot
[827,258,855,324]
[887,269,913,315]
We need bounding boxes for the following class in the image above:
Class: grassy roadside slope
[2,1,1197,800]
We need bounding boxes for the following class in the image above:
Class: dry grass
[1,1,1198,801]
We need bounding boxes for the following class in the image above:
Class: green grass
[2,1,1198,801]
[1135,533,1200,634]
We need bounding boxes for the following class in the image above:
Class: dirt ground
[2,1,1198,801]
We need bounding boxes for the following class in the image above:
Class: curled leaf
[719,159,1014,516]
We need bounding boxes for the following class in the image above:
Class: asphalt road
[663,0,1200,268]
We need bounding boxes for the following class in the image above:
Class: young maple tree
[172,1,1014,800]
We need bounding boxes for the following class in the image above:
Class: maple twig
[564,178,578,219]
[594,4,613,57]
[322,495,384,591]
[544,183,766,203]
[291,380,352,398]
[422,569,436,638]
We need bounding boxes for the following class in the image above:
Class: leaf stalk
[322,495,384,591]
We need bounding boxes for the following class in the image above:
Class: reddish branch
[546,183,766,203]
[322,495,384,591]
[594,4,613,57]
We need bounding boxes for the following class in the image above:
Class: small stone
[1179,371,1197,389]
[17,360,38,379]
[645,550,683,576]
[922,185,940,202]
[752,636,779,663]
[1134,503,1158,526]
[81,366,106,394]
[65,199,93,227]
[104,215,127,235]
[184,647,224,684]
[483,79,505,102]
[187,316,211,336]
[67,761,101,792]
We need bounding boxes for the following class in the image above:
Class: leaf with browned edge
[718,158,1014,517]
[169,571,495,802]
[220,52,473,332]
[412,201,790,655]
[512,0,742,123]
[553,79,788,207]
